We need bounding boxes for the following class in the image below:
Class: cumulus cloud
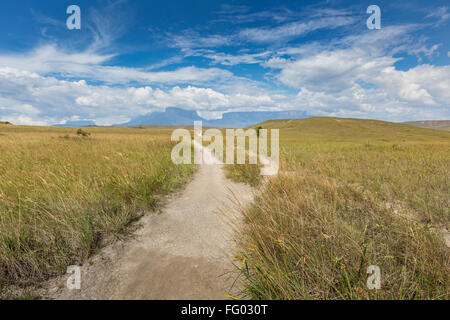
[277,48,398,92]
[269,26,450,121]
[1,4,449,125]
[0,66,282,125]
[280,61,450,121]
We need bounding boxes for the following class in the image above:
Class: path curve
[43,144,253,300]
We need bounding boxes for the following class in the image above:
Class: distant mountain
[206,110,308,128]
[404,120,450,131]
[53,120,97,127]
[122,107,203,127]
[120,107,308,128]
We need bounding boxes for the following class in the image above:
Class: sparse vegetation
[76,128,91,137]
[0,125,194,292]
[226,162,262,187]
[230,117,449,300]
[1,118,448,300]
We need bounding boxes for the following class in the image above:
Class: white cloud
[1,7,448,125]
[0,115,47,126]
[277,48,398,92]
[215,5,297,24]
[171,32,233,49]
[0,66,283,125]
[170,11,357,49]
[271,26,450,121]
[17,104,41,115]
[281,60,450,121]
[0,45,234,85]
[409,44,442,61]
[263,57,291,69]
[203,51,272,66]
[0,45,113,74]
[426,6,450,27]
[127,86,276,110]
[238,16,356,43]
[376,64,450,106]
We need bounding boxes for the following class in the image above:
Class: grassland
[0,125,194,293]
[229,117,449,300]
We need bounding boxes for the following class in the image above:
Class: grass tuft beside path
[0,125,194,289]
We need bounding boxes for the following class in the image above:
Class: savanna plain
[0,118,449,300]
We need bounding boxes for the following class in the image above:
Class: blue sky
[0,0,449,125]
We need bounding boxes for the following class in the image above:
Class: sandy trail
[44,143,253,300]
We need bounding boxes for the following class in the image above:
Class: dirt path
[42,143,253,300]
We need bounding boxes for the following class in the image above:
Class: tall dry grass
[0,126,194,288]
[229,119,449,299]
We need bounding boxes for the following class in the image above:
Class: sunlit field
[229,118,449,299]
[0,124,194,292]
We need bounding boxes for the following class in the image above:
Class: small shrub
[76,129,91,137]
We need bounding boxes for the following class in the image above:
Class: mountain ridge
[119,107,308,128]
[403,120,450,131]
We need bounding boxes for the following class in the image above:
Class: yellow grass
[0,125,194,289]
[230,118,450,299]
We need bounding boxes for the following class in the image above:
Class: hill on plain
[255,117,450,142]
